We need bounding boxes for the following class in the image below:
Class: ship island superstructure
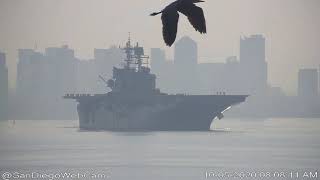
[64,37,248,131]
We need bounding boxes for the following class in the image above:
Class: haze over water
[0,118,319,180]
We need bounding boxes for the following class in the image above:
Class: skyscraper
[174,36,198,66]
[240,35,268,94]
[240,35,265,63]
[150,48,166,74]
[45,45,77,94]
[16,49,52,119]
[16,46,78,119]
[298,68,318,97]
[173,36,199,93]
[17,49,47,98]
[149,48,177,92]
[0,51,8,120]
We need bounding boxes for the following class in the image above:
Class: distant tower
[150,48,166,73]
[0,51,8,120]
[298,68,318,97]
[17,49,32,100]
[16,47,78,119]
[173,36,199,93]
[240,35,268,94]
[174,36,198,66]
[45,45,77,94]
[240,35,265,63]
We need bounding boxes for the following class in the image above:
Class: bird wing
[180,4,206,34]
[161,8,180,46]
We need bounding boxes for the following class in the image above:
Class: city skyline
[0,0,320,95]
[1,1,320,178]
[1,36,319,97]
[4,35,319,120]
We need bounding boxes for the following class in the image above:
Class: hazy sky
[0,0,319,94]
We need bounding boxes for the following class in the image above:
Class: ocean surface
[0,118,319,180]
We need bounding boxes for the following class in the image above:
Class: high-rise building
[173,36,199,93]
[0,51,8,120]
[240,35,268,94]
[16,49,52,119]
[298,68,318,97]
[240,35,265,63]
[45,45,77,94]
[17,49,39,98]
[16,46,78,119]
[149,48,177,92]
[174,36,198,66]
[150,48,166,74]
[17,49,62,98]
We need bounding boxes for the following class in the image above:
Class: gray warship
[64,37,248,131]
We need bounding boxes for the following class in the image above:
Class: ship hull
[64,39,248,131]
[75,94,247,131]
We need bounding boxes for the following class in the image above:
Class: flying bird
[150,0,207,46]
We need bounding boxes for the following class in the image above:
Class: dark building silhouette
[197,61,223,95]
[150,36,199,94]
[223,57,242,93]
[173,36,199,93]
[45,45,77,95]
[151,48,166,74]
[17,49,40,97]
[0,51,8,120]
[174,36,198,66]
[150,48,166,88]
[151,35,269,96]
[240,35,268,94]
[197,56,242,95]
[16,47,78,119]
[298,68,318,97]
[14,45,130,120]
[16,49,49,117]
[10,35,319,119]
[150,48,175,93]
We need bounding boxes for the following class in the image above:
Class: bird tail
[150,11,162,16]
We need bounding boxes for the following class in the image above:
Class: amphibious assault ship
[64,37,248,131]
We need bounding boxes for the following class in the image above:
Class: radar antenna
[99,75,108,85]
[99,75,114,90]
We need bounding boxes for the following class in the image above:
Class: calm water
[0,118,319,180]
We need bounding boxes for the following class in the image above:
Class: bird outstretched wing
[181,4,206,34]
[161,8,180,46]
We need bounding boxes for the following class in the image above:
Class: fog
[0,0,320,94]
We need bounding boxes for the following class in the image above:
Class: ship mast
[122,33,149,72]
[123,33,133,69]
